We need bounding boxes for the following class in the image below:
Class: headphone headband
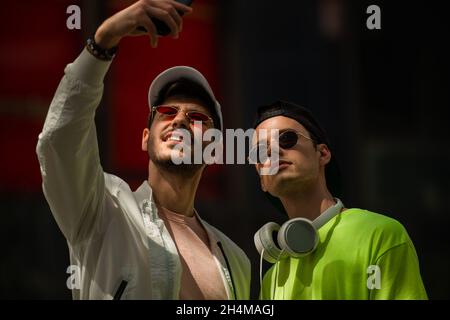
[312,198,343,229]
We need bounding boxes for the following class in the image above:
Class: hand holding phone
[137,0,194,36]
[94,0,193,49]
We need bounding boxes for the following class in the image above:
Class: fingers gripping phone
[137,0,194,36]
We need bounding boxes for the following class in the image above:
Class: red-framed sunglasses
[152,105,213,124]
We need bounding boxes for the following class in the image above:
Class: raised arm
[36,0,191,245]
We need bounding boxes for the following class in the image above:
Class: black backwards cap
[253,100,342,216]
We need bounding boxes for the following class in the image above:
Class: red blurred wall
[0,1,81,193]
[0,0,222,197]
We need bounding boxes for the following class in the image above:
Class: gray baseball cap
[148,66,223,131]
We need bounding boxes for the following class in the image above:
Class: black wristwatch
[86,38,118,61]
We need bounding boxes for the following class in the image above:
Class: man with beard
[251,100,427,299]
[36,0,250,300]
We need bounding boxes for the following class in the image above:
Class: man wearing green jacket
[251,100,427,300]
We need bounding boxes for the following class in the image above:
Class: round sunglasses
[152,105,213,124]
[248,129,313,164]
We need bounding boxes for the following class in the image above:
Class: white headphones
[254,198,344,263]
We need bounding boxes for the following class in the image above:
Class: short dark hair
[148,78,220,129]
[254,100,330,147]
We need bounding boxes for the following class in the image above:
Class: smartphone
[137,0,194,36]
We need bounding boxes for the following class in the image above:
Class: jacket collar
[134,180,154,207]
[133,180,206,224]
[134,180,220,242]
[133,180,234,298]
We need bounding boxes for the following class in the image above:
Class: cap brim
[148,66,223,131]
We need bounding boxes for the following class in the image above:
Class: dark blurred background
[0,0,449,299]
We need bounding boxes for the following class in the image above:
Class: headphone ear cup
[254,222,287,263]
[278,218,319,258]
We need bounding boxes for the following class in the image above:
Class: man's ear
[142,128,150,151]
[318,144,331,166]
